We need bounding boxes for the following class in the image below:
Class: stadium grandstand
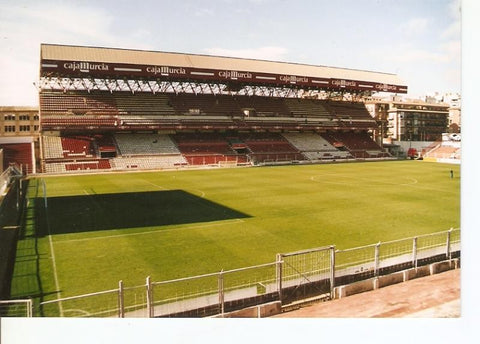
[38,44,408,173]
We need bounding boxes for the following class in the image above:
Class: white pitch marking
[191,189,206,198]
[63,309,92,317]
[43,198,64,315]
[309,174,419,186]
[143,180,167,190]
[55,219,245,244]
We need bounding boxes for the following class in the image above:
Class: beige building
[448,106,461,133]
[0,106,39,137]
[365,98,449,142]
[0,106,39,174]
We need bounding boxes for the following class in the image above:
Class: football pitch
[11,160,460,307]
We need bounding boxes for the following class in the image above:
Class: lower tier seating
[41,130,391,173]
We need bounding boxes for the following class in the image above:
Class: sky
[0,0,463,106]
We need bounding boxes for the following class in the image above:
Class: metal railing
[4,228,459,317]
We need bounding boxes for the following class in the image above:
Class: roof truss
[39,76,373,99]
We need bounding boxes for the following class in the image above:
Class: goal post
[0,299,33,317]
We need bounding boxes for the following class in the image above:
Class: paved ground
[273,268,460,318]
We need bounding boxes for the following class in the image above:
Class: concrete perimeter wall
[333,258,460,299]
[212,301,282,318]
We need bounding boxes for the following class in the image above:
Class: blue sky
[0,0,462,105]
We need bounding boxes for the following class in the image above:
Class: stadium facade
[9,44,414,174]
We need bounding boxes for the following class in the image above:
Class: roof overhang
[40,44,408,94]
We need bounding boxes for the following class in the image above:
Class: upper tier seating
[40,91,118,115]
[284,98,331,119]
[322,101,377,129]
[168,94,243,116]
[40,91,378,131]
[235,96,291,117]
[41,115,119,130]
[115,93,174,115]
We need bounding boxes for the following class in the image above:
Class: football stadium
[0,44,460,318]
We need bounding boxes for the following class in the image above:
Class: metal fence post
[329,246,336,298]
[27,299,33,318]
[374,242,380,277]
[446,228,452,259]
[146,276,153,318]
[218,270,224,316]
[118,280,124,318]
[276,254,283,303]
[413,237,418,268]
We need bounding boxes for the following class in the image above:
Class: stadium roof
[40,44,407,94]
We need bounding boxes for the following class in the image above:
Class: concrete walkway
[273,268,460,318]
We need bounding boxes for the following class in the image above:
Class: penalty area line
[143,180,167,190]
[54,218,245,244]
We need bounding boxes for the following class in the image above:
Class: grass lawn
[10,160,460,314]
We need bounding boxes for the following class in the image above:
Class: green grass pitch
[10,160,460,309]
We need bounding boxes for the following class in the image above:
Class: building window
[4,125,16,132]
[4,114,15,121]
[33,115,39,121]
[19,115,30,121]
[19,125,31,132]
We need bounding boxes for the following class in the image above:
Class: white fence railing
[3,228,460,317]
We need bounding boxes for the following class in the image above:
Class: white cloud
[0,3,115,48]
[442,0,461,39]
[0,54,38,105]
[395,48,448,64]
[449,0,462,21]
[399,18,429,36]
[0,2,154,105]
[203,46,288,61]
[194,8,215,17]
[441,40,461,61]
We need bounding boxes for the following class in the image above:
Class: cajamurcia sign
[146,66,187,75]
[331,79,357,87]
[375,83,398,91]
[63,62,109,72]
[218,70,253,80]
[280,75,309,83]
